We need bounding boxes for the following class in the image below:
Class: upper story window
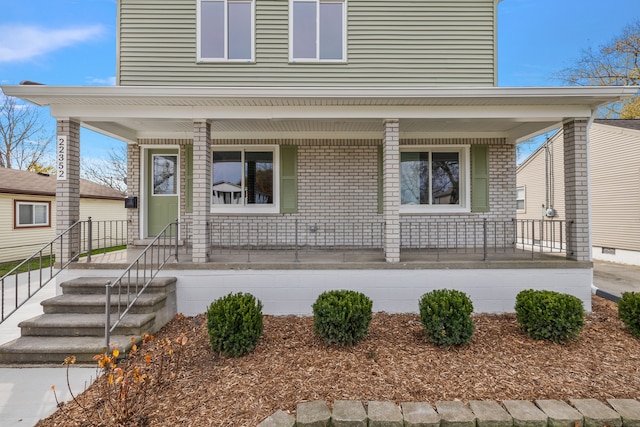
[212,146,279,213]
[198,0,255,62]
[400,146,470,213]
[15,200,50,228]
[290,0,346,62]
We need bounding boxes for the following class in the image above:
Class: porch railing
[0,218,127,324]
[105,220,179,348]
[206,218,567,262]
[401,219,568,261]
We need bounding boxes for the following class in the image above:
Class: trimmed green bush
[312,290,373,346]
[419,289,475,346]
[515,289,584,343]
[619,292,640,338]
[206,292,263,357]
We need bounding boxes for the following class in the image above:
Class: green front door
[147,148,179,237]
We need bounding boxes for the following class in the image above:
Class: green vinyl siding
[280,145,298,213]
[471,144,489,212]
[118,0,497,87]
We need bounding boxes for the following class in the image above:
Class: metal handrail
[105,220,179,348]
[1,218,127,324]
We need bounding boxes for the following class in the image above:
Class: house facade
[0,168,126,264]
[517,120,640,266]
[2,0,637,315]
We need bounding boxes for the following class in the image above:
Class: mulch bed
[38,296,640,427]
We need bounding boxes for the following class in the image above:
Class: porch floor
[74,246,581,270]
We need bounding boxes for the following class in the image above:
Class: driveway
[593,260,640,298]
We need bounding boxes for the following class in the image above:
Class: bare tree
[0,92,53,169]
[81,143,128,192]
[556,20,640,118]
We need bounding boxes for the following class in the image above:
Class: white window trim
[197,0,256,63]
[516,186,526,213]
[211,145,280,214]
[289,0,347,63]
[399,145,471,214]
[15,200,51,228]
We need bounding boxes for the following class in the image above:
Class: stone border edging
[257,398,640,427]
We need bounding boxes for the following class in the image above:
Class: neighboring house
[517,120,640,266]
[0,168,126,264]
[2,0,637,314]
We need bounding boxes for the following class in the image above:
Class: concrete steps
[0,276,177,364]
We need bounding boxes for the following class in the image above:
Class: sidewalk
[0,278,97,426]
[593,260,640,297]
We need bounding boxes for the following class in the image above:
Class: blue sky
[1,0,639,163]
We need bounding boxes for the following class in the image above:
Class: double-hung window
[212,147,278,213]
[15,201,50,228]
[400,146,470,213]
[291,0,346,62]
[198,0,254,62]
[516,187,525,211]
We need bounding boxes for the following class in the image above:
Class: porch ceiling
[2,85,637,143]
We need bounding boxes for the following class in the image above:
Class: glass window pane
[401,152,429,205]
[319,2,343,59]
[432,152,459,205]
[18,204,33,225]
[293,1,317,59]
[153,155,178,195]
[34,205,48,224]
[516,200,525,210]
[213,151,243,204]
[245,151,273,204]
[201,0,225,59]
[228,1,252,59]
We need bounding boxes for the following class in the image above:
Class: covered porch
[2,84,636,314]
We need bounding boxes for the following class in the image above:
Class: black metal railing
[205,218,567,262]
[0,218,127,324]
[105,220,179,347]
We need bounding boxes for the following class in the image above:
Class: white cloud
[87,76,117,86]
[0,24,105,63]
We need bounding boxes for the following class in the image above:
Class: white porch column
[383,119,400,263]
[192,120,211,263]
[126,142,139,245]
[563,118,591,262]
[55,119,81,265]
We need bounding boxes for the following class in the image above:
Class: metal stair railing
[1,217,128,324]
[105,220,179,348]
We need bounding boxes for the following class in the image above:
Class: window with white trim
[400,146,470,213]
[212,147,278,213]
[198,0,254,61]
[291,0,345,61]
[15,201,50,228]
[516,187,525,211]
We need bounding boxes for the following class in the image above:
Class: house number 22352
[57,136,67,181]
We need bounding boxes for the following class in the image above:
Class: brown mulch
[38,296,640,427]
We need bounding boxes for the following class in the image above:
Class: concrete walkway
[593,260,640,298]
[0,278,97,426]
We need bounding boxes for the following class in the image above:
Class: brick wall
[133,138,517,250]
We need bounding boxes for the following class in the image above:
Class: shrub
[619,292,640,338]
[515,289,584,343]
[312,290,373,346]
[419,289,475,346]
[206,292,264,357]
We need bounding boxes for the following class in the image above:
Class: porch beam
[383,119,400,263]
[55,119,81,266]
[192,120,211,263]
[563,118,591,262]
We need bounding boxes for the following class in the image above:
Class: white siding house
[517,120,640,266]
[0,168,126,264]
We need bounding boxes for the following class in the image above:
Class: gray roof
[594,119,640,132]
[0,168,125,200]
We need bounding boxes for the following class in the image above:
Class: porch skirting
[60,262,593,315]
